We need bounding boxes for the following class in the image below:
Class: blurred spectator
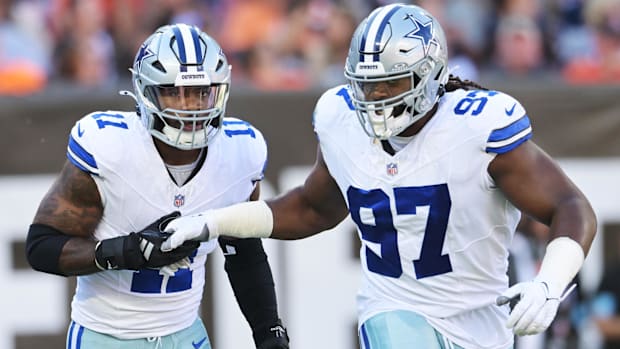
[0,0,50,95]
[254,0,356,90]
[52,0,117,87]
[563,0,620,84]
[4,0,616,91]
[492,14,546,76]
[215,0,287,85]
[590,263,620,349]
[105,0,162,77]
[573,235,620,349]
[548,0,593,67]
[416,0,487,82]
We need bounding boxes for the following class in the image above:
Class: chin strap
[162,124,206,146]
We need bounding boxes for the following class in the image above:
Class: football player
[162,4,597,349]
[26,24,289,349]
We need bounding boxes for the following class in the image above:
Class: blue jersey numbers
[453,90,498,116]
[223,120,256,138]
[348,184,452,279]
[130,251,197,294]
[92,112,129,130]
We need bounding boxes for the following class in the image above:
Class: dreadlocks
[444,75,488,92]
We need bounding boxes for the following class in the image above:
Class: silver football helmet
[344,4,449,139]
[127,23,231,149]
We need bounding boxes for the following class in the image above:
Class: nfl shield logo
[386,163,398,176]
[174,194,185,208]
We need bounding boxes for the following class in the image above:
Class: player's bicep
[32,160,103,238]
[271,147,348,235]
[302,148,348,222]
[488,140,579,225]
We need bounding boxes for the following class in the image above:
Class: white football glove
[499,281,576,336]
[161,213,217,252]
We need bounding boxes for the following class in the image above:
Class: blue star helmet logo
[135,44,154,71]
[404,14,437,54]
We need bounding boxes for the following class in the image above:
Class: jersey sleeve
[312,84,354,138]
[473,91,533,155]
[221,117,268,183]
[66,111,134,176]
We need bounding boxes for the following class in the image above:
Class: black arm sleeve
[26,224,72,276]
[218,237,282,344]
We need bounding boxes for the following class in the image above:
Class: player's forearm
[200,191,340,241]
[58,238,101,275]
[27,223,99,276]
[269,187,347,239]
[548,195,597,254]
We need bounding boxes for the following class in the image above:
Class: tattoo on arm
[33,161,103,238]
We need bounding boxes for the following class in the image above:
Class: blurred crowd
[1,0,620,96]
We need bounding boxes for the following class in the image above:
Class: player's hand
[95,212,199,270]
[498,281,565,336]
[161,212,216,251]
[254,319,289,349]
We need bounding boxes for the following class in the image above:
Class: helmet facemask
[142,84,228,149]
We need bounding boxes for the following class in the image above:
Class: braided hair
[443,74,488,93]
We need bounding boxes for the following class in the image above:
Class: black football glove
[254,319,289,349]
[94,211,200,270]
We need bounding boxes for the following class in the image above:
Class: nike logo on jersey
[505,103,517,116]
[192,337,207,349]
[77,123,85,137]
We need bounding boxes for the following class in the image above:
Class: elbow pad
[26,224,72,276]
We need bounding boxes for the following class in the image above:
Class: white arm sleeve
[207,200,274,239]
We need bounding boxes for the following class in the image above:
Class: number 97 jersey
[314,85,531,348]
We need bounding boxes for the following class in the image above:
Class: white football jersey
[66,111,266,339]
[314,85,531,349]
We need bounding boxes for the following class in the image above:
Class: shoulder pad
[313,84,354,131]
[67,111,137,176]
[447,90,532,154]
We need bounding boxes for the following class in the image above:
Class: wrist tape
[535,237,584,298]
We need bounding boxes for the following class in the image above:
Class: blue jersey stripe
[68,135,97,169]
[68,135,97,168]
[486,133,532,154]
[488,115,531,142]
